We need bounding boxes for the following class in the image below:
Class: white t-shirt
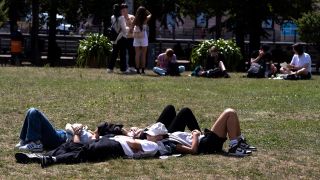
[110,15,127,44]
[111,135,158,158]
[168,132,204,147]
[290,53,312,73]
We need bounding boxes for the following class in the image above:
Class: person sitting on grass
[153,48,185,76]
[191,46,230,78]
[279,43,312,80]
[15,122,167,168]
[127,105,256,157]
[247,44,277,78]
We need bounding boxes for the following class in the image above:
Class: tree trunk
[148,15,156,42]
[48,0,58,67]
[215,13,222,39]
[249,20,262,53]
[31,0,41,66]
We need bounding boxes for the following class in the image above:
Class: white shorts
[133,31,148,47]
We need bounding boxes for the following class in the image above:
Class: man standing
[121,3,136,73]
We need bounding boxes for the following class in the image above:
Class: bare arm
[72,126,83,143]
[146,10,152,21]
[175,130,200,155]
[251,51,264,63]
[126,139,142,153]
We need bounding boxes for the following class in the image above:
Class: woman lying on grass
[130,105,256,157]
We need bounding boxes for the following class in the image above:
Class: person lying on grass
[124,105,256,157]
[15,122,168,168]
[15,108,123,152]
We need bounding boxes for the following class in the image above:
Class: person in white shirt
[129,105,256,157]
[107,4,128,73]
[280,43,312,79]
[15,123,167,168]
[121,3,136,74]
[132,6,152,74]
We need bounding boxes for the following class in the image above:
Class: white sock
[229,139,238,147]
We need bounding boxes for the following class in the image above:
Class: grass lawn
[0,67,319,179]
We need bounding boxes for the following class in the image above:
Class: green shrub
[190,39,242,71]
[77,33,112,68]
[296,12,320,45]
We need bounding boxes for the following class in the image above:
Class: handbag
[106,21,120,41]
[247,63,264,78]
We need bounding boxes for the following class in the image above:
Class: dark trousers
[126,38,135,67]
[45,137,125,164]
[156,105,201,133]
[109,38,127,71]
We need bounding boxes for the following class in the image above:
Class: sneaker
[239,139,257,151]
[15,152,42,164]
[228,144,252,157]
[41,156,54,168]
[128,67,137,73]
[106,69,113,73]
[19,142,43,152]
[15,140,26,148]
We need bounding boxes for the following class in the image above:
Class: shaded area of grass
[0,67,319,179]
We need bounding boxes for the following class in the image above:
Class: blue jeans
[19,108,67,149]
[153,66,185,76]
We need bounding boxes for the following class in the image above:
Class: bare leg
[270,64,277,74]
[296,68,308,75]
[141,46,148,68]
[135,47,141,68]
[218,61,226,71]
[211,108,241,140]
[280,67,291,74]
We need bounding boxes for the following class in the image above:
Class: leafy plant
[0,0,8,27]
[296,12,320,45]
[190,39,242,71]
[77,33,112,68]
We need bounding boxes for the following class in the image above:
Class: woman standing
[133,6,152,74]
[108,4,127,73]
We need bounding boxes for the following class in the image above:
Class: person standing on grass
[133,6,152,74]
[107,4,127,73]
[153,48,185,76]
[279,43,312,80]
[121,3,136,74]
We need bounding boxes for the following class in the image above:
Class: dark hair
[260,44,270,52]
[120,3,128,10]
[133,6,149,31]
[292,43,304,55]
[113,4,121,19]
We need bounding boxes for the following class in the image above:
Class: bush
[296,12,320,45]
[77,33,112,68]
[190,39,242,71]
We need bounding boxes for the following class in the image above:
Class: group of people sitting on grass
[153,43,312,80]
[14,105,256,168]
[247,43,312,80]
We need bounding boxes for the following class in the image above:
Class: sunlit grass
[0,67,319,179]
